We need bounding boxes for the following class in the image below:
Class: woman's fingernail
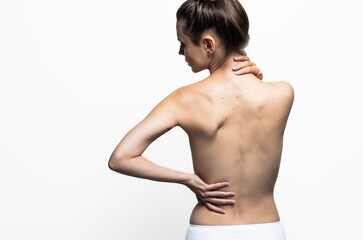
[235,71,240,75]
[232,67,236,70]
[234,57,238,60]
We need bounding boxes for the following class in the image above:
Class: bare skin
[184,64,294,225]
[109,21,293,226]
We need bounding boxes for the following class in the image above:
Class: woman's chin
[187,63,203,73]
[190,65,200,73]
[191,67,204,73]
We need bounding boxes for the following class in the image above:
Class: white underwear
[185,221,286,240]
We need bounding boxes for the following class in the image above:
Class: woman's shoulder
[266,81,295,112]
[276,80,294,93]
[172,80,210,102]
[265,81,294,100]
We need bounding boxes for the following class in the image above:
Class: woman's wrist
[179,172,192,186]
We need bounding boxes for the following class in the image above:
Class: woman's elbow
[108,157,117,171]
[108,154,126,172]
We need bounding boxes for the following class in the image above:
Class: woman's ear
[203,35,216,55]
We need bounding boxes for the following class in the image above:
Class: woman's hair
[177,0,250,56]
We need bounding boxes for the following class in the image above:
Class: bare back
[177,71,294,225]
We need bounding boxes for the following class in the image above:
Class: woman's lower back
[189,191,280,225]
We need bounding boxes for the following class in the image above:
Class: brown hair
[177,0,250,56]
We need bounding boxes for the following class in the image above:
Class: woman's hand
[184,174,235,214]
[232,51,263,80]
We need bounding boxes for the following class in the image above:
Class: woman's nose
[179,47,184,55]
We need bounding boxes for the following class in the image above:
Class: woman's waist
[189,195,279,225]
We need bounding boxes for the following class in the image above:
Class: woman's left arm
[108,90,190,184]
[108,90,235,214]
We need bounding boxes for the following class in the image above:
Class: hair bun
[177,0,250,55]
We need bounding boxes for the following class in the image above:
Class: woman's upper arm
[110,90,182,160]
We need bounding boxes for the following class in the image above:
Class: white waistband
[186,221,286,240]
[189,221,282,229]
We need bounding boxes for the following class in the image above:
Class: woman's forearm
[108,155,192,185]
[109,155,236,214]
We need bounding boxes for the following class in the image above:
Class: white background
[0,0,362,239]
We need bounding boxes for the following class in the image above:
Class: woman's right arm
[232,52,263,79]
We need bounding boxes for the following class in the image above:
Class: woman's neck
[208,51,240,75]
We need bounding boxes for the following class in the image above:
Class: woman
[109,0,294,239]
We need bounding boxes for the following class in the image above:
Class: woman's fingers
[257,71,264,80]
[204,197,235,205]
[232,55,263,80]
[202,191,235,198]
[233,55,249,61]
[232,61,255,71]
[205,201,226,214]
[234,66,260,76]
[194,179,235,214]
[204,181,229,191]
[187,175,235,215]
